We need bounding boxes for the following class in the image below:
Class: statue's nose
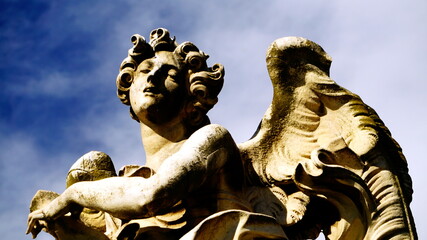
[147,74,155,83]
[146,67,161,83]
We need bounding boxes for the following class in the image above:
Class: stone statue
[27,28,417,239]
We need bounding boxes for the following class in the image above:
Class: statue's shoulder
[183,124,238,158]
[190,124,232,141]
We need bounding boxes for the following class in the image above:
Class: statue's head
[116,28,224,130]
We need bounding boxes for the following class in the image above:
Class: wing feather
[239,37,416,238]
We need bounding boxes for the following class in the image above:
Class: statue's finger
[26,211,44,235]
[27,220,41,239]
[31,229,40,239]
[26,218,35,235]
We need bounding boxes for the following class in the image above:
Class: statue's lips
[143,87,160,94]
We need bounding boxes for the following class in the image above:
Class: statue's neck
[139,120,187,171]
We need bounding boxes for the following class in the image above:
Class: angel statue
[27,28,417,240]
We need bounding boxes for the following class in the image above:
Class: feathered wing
[238,37,416,239]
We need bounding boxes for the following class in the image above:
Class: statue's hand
[26,209,50,239]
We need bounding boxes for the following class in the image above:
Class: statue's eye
[140,68,151,74]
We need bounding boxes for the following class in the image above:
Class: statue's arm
[27,124,236,235]
[144,124,239,211]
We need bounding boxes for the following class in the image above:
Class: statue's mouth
[143,87,160,94]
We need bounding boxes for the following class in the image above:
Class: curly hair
[116,28,224,128]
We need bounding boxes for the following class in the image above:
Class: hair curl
[116,28,224,128]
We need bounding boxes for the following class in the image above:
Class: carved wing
[238,37,416,239]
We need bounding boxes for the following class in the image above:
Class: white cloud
[7,71,76,98]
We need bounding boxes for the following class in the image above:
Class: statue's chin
[135,103,184,126]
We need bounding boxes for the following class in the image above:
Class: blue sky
[1,0,426,239]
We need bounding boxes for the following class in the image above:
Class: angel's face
[130,51,187,124]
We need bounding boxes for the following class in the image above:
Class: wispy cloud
[7,71,77,98]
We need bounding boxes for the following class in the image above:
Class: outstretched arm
[27,124,238,236]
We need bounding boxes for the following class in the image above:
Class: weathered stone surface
[27,28,416,240]
[66,151,117,188]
